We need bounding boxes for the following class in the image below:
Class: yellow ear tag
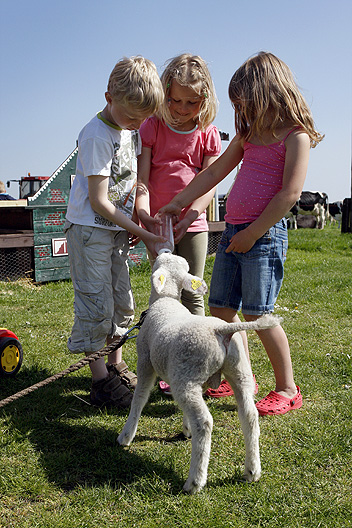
[191,279,202,291]
[159,274,165,285]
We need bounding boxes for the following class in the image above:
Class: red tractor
[0,329,23,377]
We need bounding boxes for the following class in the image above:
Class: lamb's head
[149,253,208,304]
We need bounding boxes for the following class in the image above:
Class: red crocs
[256,385,302,416]
[159,380,172,396]
[205,379,234,398]
[205,376,259,398]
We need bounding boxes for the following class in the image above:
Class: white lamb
[118,253,281,494]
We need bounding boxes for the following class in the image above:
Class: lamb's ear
[152,268,167,294]
[182,274,208,296]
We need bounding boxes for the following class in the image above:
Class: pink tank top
[225,129,296,224]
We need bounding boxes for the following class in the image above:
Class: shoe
[205,379,234,398]
[107,361,137,390]
[256,385,302,416]
[90,371,133,409]
[159,380,172,396]
[205,375,258,398]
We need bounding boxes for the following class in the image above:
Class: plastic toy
[0,328,23,377]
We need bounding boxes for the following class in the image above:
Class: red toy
[0,328,23,376]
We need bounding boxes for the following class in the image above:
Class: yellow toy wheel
[0,337,23,377]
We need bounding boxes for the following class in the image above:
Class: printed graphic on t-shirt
[94,131,139,227]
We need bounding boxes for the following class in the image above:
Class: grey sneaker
[107,361,137,390]
[90,371,133,409]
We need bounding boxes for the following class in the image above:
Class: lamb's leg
[182,412,191,438]
[227,374,261,482]
[118,358,156,446]
[174,385,213,494]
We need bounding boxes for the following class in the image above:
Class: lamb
[118,253,281,494]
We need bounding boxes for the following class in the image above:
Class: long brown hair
[228,52,324,147]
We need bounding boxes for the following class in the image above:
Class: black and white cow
[328,201,343,227]
[286,191,329,230]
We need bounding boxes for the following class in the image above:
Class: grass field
[0,224,351,528]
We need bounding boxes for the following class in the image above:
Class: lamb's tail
[215,314,282,336]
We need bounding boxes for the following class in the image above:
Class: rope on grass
[0,310,148,410]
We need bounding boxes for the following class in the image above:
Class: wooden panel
[35,266,70,283]
[0,205,32,230]
[128,242,148,267]
[32,207,67,234]
[34,253,70,270]
[0,232,34,249]
[34,231,66,246]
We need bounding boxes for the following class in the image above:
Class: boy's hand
[225,229,257,254]
[142,231,166,259]
[138,211,161,233]
[129,233,140,247]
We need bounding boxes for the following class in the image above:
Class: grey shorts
[65,222,135,354]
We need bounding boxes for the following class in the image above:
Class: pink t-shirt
[139,116,221,231]
[225,130,295,224]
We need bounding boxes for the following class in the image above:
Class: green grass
[1,224,351,527]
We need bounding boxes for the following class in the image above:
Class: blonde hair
[228,52,324,147]
[0,181,6,193]
[158,53,218,130]
[108,56,164,116]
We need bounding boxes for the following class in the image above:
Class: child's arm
[160,135,244,217]
[226,131,311,254]
[173,154,218,243]
[135,147,160,232]
[88,174,164,257]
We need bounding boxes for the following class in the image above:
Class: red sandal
[256,385,302,416]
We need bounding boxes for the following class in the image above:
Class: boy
[65,56,164,409]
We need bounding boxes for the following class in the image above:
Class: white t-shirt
[66,113,141,230]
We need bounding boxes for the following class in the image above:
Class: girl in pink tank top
[161,52,324,415]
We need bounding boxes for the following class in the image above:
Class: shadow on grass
[0,366,185,494]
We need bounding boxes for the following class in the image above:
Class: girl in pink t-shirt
[161,52,324,415]
[136,53,221,317]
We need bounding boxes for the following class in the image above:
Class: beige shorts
[65,222,135,354]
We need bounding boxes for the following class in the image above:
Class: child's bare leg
[243,314,297,398]
[88,356,108,381]
[106,335,122,365]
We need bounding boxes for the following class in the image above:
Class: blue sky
[1,0,351,202]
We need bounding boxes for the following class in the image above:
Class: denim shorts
[208,220,288,315]
[64,222,135,353]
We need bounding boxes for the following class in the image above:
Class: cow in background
[328,201,343,227]
[286,191,329,229]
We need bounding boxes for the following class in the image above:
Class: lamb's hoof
[117,432,131,446]
[183,477,205,494]
[243,468,261,482]
[182,425,192,438]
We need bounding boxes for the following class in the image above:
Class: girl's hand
[159,201,183,217]
[225,229,257,254]
[173,217,190,244]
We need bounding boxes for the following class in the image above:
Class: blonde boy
[65,57,164,408]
